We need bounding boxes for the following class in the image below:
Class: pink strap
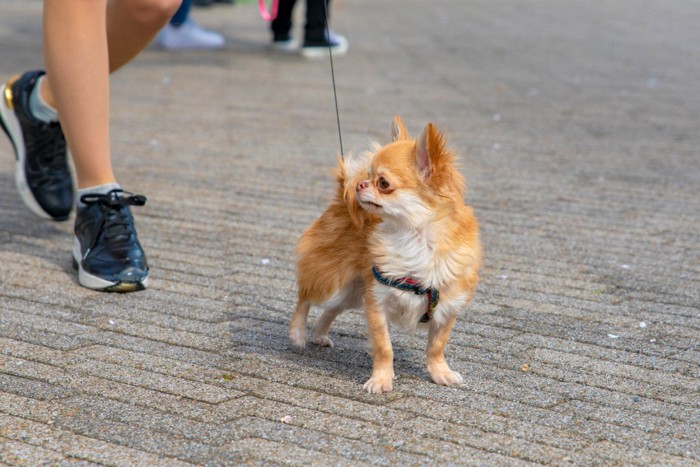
[259,0,279,21]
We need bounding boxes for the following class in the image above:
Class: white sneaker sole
[300,41,348,59]
[72,237,149,292]
[271,39,299,52]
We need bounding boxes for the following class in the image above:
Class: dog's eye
[378,177,390,190]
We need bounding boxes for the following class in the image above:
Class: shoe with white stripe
[73,189,149,292]
[301,31,348,59]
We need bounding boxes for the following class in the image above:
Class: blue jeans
[170,0,190,27]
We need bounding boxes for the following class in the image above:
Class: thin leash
[259,0,344,159]
[321,0,344,159]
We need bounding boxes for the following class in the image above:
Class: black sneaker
[301,31,348,59]
[73,189,149,292]
[0,70,74,221]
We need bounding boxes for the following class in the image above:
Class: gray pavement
[1,0,699,464]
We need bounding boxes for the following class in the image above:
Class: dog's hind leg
[311,306,344,347]
[311,278,362,348]
[289,298,311,348]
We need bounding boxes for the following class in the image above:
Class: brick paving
[1,0,699,464]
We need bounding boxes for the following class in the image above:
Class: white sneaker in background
[271,37,299,53]
[155,19,225,50]
[300,30,348,59]
[325,30,347,47]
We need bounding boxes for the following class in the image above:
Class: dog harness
[372,265,440,323]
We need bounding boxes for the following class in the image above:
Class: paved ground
[1,0,699,464]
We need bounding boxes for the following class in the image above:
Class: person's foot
[271,34,299,52]
[154,19,225,50]
[73,189,149,292]
[0,70,74,221]
[301,31,348,59]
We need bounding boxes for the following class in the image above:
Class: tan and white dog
[291,116,482,393]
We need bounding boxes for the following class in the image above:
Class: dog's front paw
[311,333,334,348]
[429,367,463,387]
[363,372,394,394]
[289,327,307,348]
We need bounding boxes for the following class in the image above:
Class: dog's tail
[334,146,377,229]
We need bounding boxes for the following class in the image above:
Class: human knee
[118,0,182,27]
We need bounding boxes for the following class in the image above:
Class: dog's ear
[417,123,465,195]
[391,115,410,142]
[415,123,436,180]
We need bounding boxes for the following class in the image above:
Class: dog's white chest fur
[372,223,464,328]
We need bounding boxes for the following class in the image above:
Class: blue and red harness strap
[371,265,440,323]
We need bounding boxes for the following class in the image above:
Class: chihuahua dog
[291,116,482,394]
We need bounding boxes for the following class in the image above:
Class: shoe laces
[80,189,146,246]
